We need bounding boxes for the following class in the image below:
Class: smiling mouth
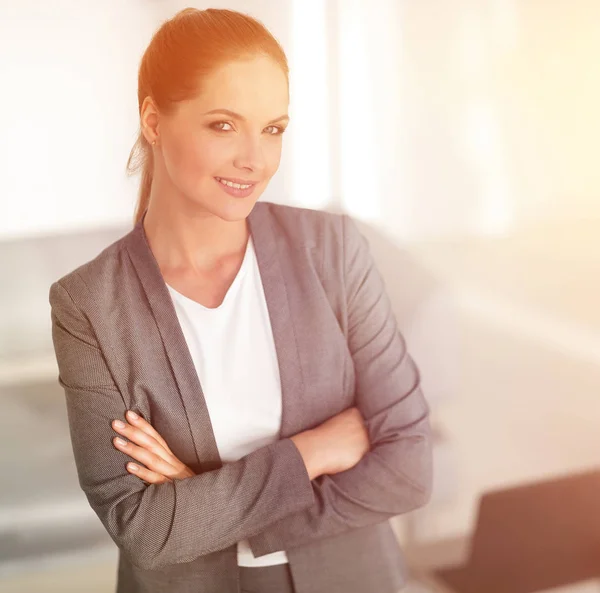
[215,176,257,189]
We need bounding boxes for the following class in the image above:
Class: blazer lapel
[247,203,306,440]
[124,211,221,470]
[123,201,305,470]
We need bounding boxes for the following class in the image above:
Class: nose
[233,134,267,174]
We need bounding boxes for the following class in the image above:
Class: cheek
[265,141,283,175]
[164,132,220,182]
[163,132,283,185]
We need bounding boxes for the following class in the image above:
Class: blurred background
[1,0,599,591]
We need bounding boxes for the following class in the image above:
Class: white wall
[332,0,600,241]
[0,0,159,238]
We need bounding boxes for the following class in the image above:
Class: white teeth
[217,177,252,189]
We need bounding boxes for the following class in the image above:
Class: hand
[111,410,196,484]
[290,406,370,480]
[313,406,370,475]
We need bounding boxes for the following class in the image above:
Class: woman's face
[151,55,289,221]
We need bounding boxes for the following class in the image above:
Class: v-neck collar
[165,234,254,312]
[123,201,306,469]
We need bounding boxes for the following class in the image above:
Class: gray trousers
[239,563,296,593]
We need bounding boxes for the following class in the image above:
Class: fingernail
[128,463,139,471]
[113,419,126,429]
[127,410,139,421]
[115,437,127,446]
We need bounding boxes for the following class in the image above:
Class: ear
[140,96,160,145]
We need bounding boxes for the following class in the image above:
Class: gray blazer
[49,201,432,593]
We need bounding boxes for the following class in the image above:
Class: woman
[49,8,432,593]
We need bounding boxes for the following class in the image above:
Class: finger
[125,410,174,454]
[126,462,172,485]
[112,420,176,466]
[113,436,179,477]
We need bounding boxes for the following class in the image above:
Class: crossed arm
[49,214,432,568]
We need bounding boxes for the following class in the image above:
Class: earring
[152,140,156,146]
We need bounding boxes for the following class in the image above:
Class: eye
[211,121,234,132]
[265,125,286,136]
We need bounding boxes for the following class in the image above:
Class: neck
[142,196,249,274]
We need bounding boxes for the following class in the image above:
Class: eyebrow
[203,108,289,125]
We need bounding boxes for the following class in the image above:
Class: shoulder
[257,201,363,254]
[259,201,367,264]
[49,230,131,305]
[259,201,343,241]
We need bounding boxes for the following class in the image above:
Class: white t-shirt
[165,235,289,567]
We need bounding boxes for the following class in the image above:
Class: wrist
[290,429,325,480]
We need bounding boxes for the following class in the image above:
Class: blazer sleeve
[247,213,433,556]
[49,280,315,571]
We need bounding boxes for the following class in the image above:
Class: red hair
[126,8,289,225]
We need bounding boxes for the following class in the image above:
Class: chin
[211,196,260,222]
